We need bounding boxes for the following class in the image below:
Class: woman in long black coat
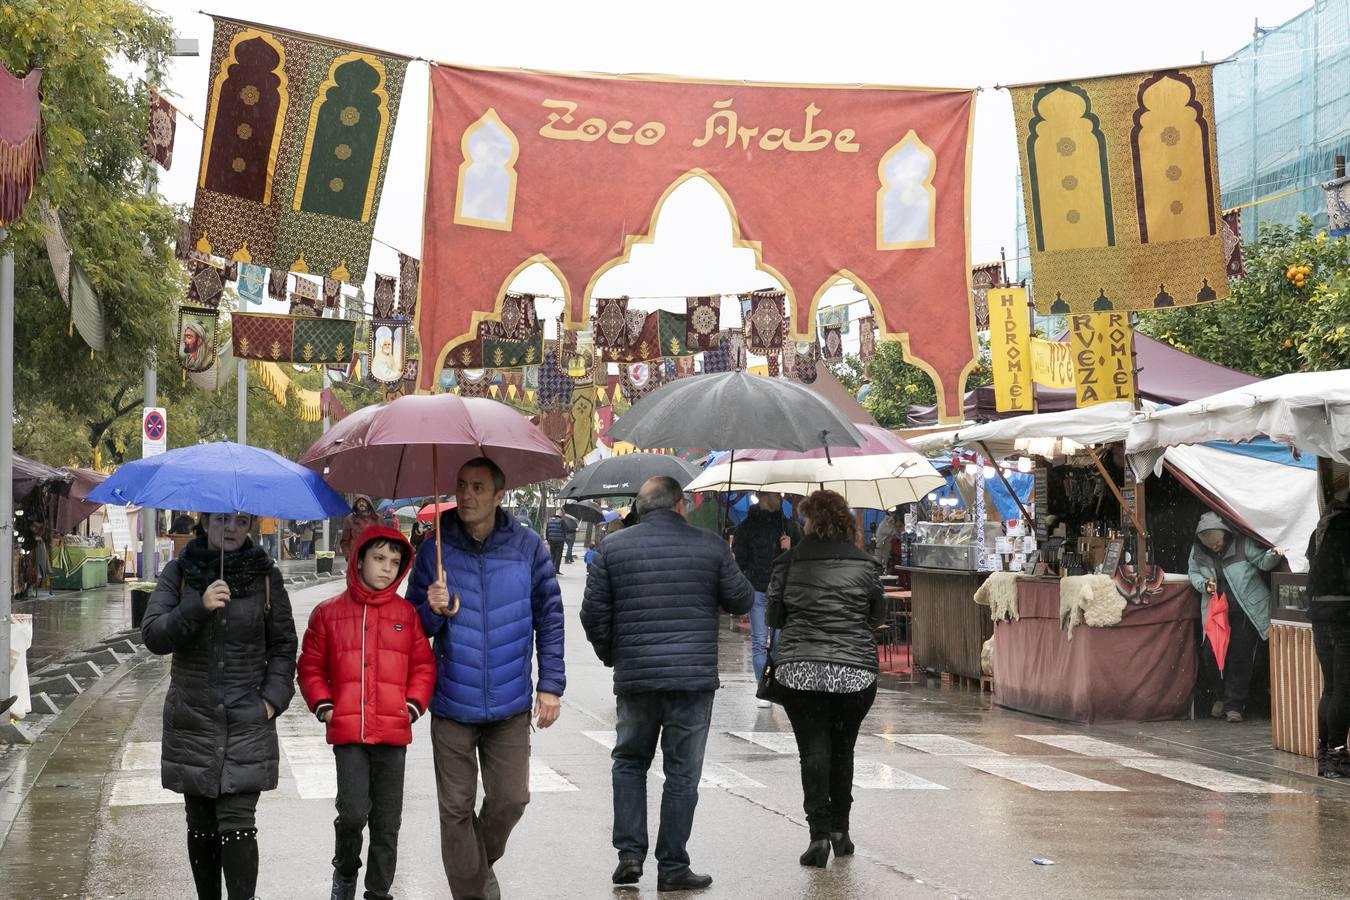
[766,489,886,869]
[142,512,297,900]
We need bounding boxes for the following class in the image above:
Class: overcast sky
[147,0,1312,330]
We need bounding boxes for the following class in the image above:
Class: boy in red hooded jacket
[298,524,436,900]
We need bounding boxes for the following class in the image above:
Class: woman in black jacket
[766,489,886,869]
[142,513,297,900]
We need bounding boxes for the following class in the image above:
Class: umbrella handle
[432,446,459,617]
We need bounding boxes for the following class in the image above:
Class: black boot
[187,829,222,900]
[1329,747,1350,779]
[829,831,855,856]
[799,839,831,868]
[329,868,358,900]
[219,828,259,900]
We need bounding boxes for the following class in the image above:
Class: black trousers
[548,541,564,571]
[780,683,877,839]
[184,791,260,832]
[1314,613,1350,749]
[1202,601,1263,714]
[334,743,407,900]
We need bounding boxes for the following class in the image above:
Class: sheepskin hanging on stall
[1059,574,1127,637]
[975,571,1028,622]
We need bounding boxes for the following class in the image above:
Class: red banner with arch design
[418,64,978,420]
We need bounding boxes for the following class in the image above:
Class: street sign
[142,407,167,457]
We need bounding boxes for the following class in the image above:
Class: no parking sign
[142,407,167,457]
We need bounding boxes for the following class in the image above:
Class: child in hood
[298,524,436,900]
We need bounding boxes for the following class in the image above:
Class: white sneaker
[757,698,772,708]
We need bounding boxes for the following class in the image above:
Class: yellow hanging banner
[1031,337,1074,388]
[1069,313,1135,407]
[987,287,1033,413]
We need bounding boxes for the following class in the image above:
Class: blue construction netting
[1216,0,1350,237]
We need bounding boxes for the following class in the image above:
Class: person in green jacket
[1187,512,1285,723]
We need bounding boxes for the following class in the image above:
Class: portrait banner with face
[188,17,409,281]
[178,305,220,373]
[368,319,407,386]
[418,64,978,419]
[1011,65,1229,315]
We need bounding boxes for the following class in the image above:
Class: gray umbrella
[559,452,702,499]
[608,371,865,453]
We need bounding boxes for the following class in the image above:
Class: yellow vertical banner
[1069,313,1135,407]
[988,287,1033,413]
[1030,337,1074,388]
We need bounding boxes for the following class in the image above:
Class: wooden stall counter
[900,566,992,681]
[992,578,1199,724]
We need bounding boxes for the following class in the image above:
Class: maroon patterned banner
[143,87,176,169]
[685,296,721,350]
[373,273,397,319]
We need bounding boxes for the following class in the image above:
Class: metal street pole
[320,366,330,552]
[0,233,14,706]
[141,353,157,579]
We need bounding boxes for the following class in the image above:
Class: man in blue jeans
[733,492,803,706]
[581,477,754,893]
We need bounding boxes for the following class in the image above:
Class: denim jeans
[612,690,715,877]
[748,591,777,683]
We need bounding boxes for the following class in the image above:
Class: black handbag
[755,559,791,704]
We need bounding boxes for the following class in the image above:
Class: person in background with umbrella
[1187,512,1284,723]
[562,511,579,564]
[340,495,380,558]
[142,512,297,900]
[1308,486,1350,778]
[407,457,566,900]
[545,508,568,571]
[733,491,803,708]
[766,489,885,869]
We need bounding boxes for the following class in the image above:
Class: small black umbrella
[563,500,606,524]
[559,452,702,500]
[607,371,865,453]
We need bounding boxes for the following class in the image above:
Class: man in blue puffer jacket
[407,457,565,900]
[581,476,754,894]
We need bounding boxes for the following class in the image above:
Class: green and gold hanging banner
[233,311,357,363]
[189,16,409,282]
[1011,65,1228,314]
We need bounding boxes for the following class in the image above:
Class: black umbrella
[559,452,702,500]
[607,371,865,453]
[563,500,606,524]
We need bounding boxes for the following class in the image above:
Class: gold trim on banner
[199,28,290,206]
[453,108,520,231]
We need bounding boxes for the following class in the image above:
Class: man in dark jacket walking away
[733,492,803,706]
[408,458,566,900]
[562,513,579,563]
[545,510,567,570]
[581,477,754,894]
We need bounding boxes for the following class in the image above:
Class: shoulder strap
[264,572,271,614]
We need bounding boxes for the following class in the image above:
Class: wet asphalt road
[4,561,1350,899]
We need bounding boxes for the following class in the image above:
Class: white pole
[141,354,157,578]
[237,360,247,445]
[0,234,13,705]
[321,365,330,552]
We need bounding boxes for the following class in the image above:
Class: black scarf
[179,535,273,597]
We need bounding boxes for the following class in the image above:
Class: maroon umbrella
[300,394,565,607]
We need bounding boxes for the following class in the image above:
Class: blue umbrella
[88,442,350,519]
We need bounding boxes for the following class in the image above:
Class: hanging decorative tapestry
[178,305,220,373]
[237,261,267,305]
[456,368,493,397]
[1010,65,1229,314]
[858,315,877,362]
[188,260,225,308]
[368,320,407,385]
[566,388,598,465]
[592,296,630,351]
[323,276,343,310]
[267,267,289,300]
[765,351,781,377]
[233,312,358,363]
[821,324,844,363]
[0,63,43,227]
[793,341,819,383]
[817,302,851,335]
[685,296,721,350]
[188,16,409,281]
[372,274,398,319]
[1220,209,1245,279]
[143,86,177,170]
[397,252,420,318]
[1325,176,1350,238]
[744,290,786,354]
[498,292,538,341]
[620,362,660,402]
[970,261,1002,331]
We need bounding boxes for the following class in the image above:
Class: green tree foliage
[1139,215,1350,375]
[2,0,184,466]
[836,341,993,430]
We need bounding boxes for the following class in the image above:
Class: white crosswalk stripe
[280,734,337,800]
[109,741,178,807]
[1017,735,1155,757]
[965,758,1127,792]
[1119,759,1300,794]
[850,760,947,790]
[877,733,1006,756]
[728,731,799,754]
[526,761,580,793]
[584,731,765,789]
